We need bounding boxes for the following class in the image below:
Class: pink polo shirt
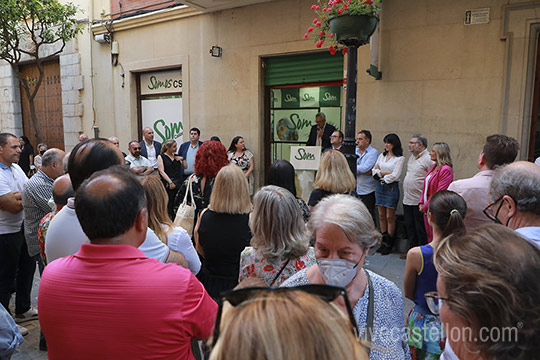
[39,244,217,360]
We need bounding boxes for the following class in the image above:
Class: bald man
[39,167,217,359]
[488,161,540,247]
[38,174,74,266]
[139,127,162,169]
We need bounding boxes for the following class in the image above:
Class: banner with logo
[271,86,341,109]
[273,109,318,142]
[141,96,184,146]
[290,146,322,170]
[319,86,341,107]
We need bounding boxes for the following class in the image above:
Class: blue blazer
[139,140,162,158]
[177,141,203,158]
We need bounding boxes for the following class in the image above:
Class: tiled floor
[11,252,411,359]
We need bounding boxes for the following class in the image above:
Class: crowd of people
[0,124,539,360]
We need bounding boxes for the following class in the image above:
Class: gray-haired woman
[238,186,316,287]
[282,194,409,360]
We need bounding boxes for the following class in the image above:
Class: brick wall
[111,0,178,18]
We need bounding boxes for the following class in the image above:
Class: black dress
[196,210,251,299]
[19,144,34,175]
[159,153,183,220]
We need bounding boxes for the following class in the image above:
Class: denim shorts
[375,182,400,209]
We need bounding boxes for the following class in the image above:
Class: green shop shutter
[264,52,344,86]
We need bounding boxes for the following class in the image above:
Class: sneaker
[17,325,29,336]
[15,307,38,323]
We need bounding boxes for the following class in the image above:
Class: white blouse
[373,154,405,184]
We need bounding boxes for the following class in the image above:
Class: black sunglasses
[211,284,358,347]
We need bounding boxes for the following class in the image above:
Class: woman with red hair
[175,140,229,218]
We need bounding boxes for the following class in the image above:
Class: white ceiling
[180,0,274,12]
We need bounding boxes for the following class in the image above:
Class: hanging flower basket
[329,14,378,47]
[304,0,381,55]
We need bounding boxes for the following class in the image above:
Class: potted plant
[304,0,380,55]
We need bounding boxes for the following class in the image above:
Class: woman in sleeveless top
[227,136,255,196]
[157,139,187,220]
[194,164,252,299]
[404,190,467,360]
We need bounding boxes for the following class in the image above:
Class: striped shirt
[22,170,54,257]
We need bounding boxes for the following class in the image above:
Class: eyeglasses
[482,196,504,224]
[132,147,141,150]
[212,284,358,347]
[330,135,340,138]
[424,291,449,315]
[408,141,419,145]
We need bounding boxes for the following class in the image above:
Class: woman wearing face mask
[282,194,409,360]
[34,143,48,170]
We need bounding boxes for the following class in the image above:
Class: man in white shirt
[487,161,540,247]
[448,134,519,230]
[125,141,154,175]
[45,139,187,267]
[0,133,36,326]
[139,128,162,169]
[402,134,431,252]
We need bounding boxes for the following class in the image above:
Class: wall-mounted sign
[464,8,489,25]
[290,146,322,171]
[141,96,183,146]
[140,69,182,95]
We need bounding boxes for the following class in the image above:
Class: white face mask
[317,258,360,287]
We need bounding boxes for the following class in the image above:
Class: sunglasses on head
[211,284,359,347]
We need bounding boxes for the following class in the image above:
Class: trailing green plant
[304,0,381,55]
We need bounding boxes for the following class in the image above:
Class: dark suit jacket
[177,141,204,158]
[306,123,336,149]
[139,140,162,158]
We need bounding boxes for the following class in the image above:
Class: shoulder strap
[182,174,196,205]
[364,270,374,357]
[269,259,290,287]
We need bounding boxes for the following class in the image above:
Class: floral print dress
[238,247,316,287]
[228,150,254,195]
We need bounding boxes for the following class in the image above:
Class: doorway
[19,59,64,150]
